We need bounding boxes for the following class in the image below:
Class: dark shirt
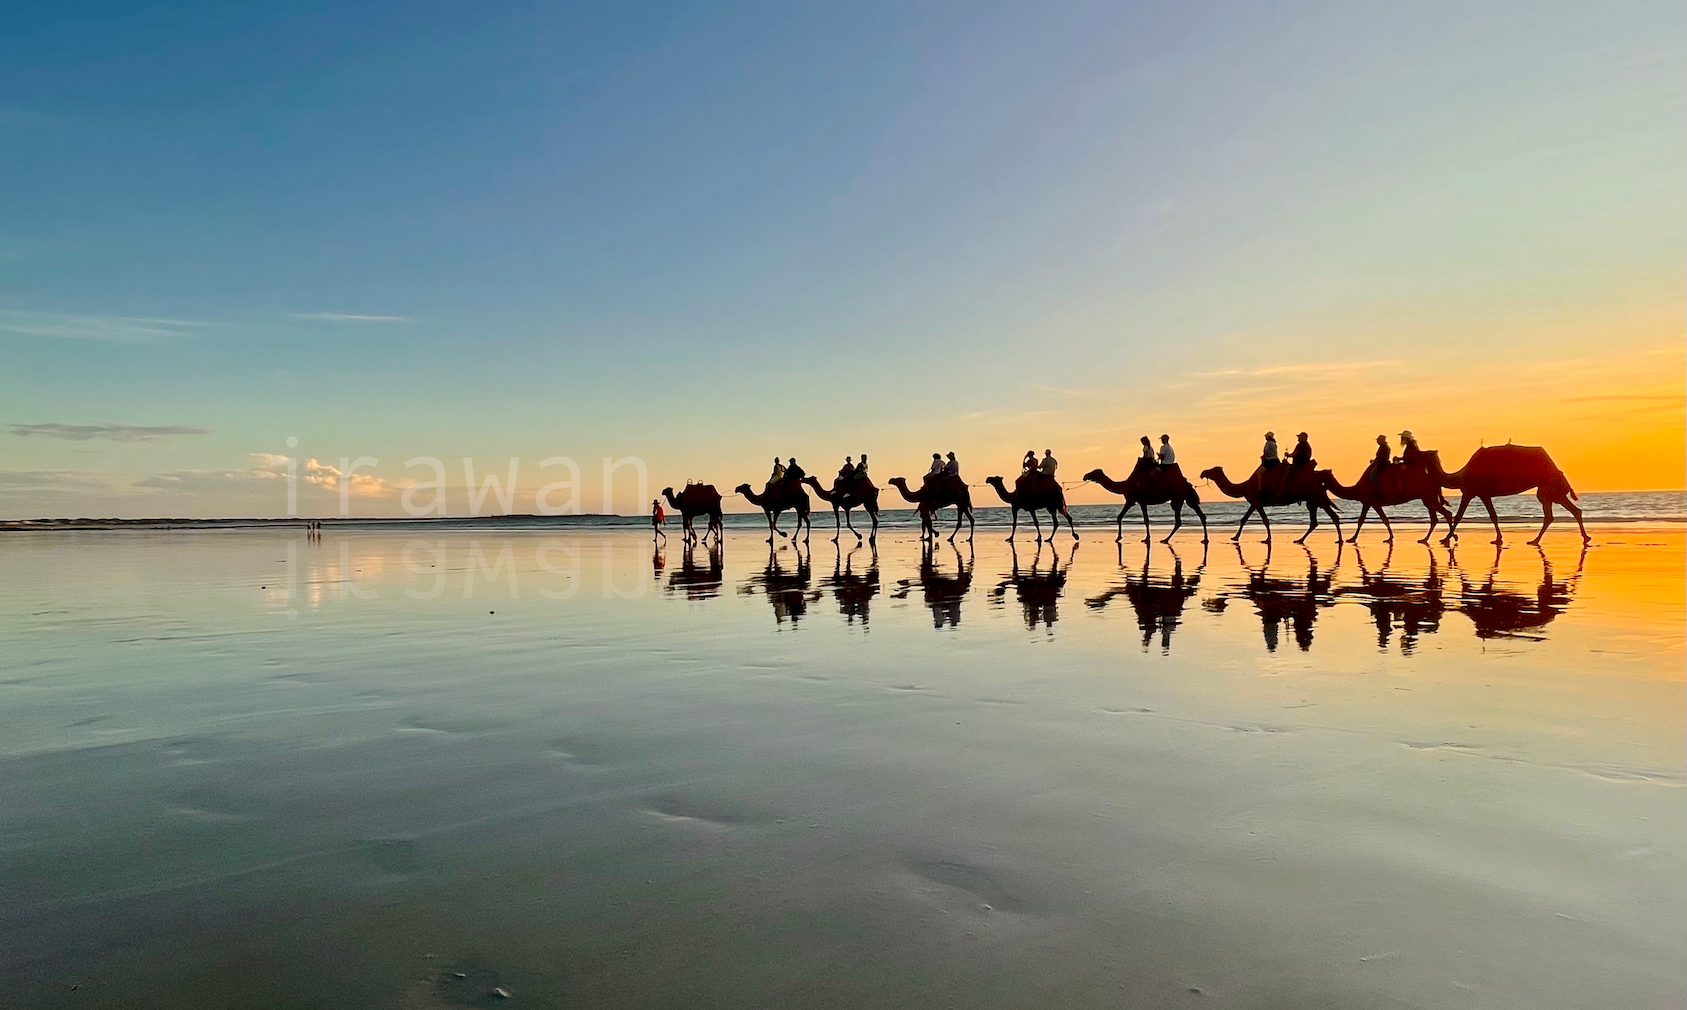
[1400,443,1423,465]
[785,463,805,481]
[1372,445,1390,467]
[1289,441,1312,465]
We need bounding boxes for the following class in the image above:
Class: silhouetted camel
[735,480,811,543]
[984,474,1077,542]
[822,543,880,628]
[1452,543,1584,639]
[662,484,724,545]
[1199,464,1343,544]
[801,475,880,543]
[665,540,725,600]
[1086,542,1206,653]
[1426,445,1588,545]
[886,475,975,541]
[1082,464,1209,543]
[990,540,1073,631]
[891,540,974,628]
[1322,465,1452,544]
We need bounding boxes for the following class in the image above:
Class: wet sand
[0,527,1681,1008]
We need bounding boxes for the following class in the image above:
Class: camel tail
[1564,474,1578,502]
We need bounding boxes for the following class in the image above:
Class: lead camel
[661,484,724,545]
[1198,464,1344,544]
[1427,444,1587,546]
[885,475,975,542]
[1081,465,1209,543]
[734,480,811,543]
[800,475,880,543]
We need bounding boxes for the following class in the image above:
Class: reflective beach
[1,525,1682,1008]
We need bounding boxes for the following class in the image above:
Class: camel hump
[680,484,719,505]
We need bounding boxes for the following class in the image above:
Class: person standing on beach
[652,499,666,540]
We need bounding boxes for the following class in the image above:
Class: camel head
[886,477,909,488]
[661,486,675,498]
[1198,466,1223,482]
[734,483,753,495]
[985,475,1006,487]
[1081,468,1105,483]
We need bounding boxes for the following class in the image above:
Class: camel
[661,484,724,545]
[665,540,725,600]
[886,475,975,541]
[1081,464,1209,543]
[983,473,1077,542]
[822,544,880,627]
[734,479,811,543]
[741,542,817,626]
[1332,543,1446,655]
[1425,444,1587,545]
[1452,542,1584,639]
[801,475,880,543]
[1322,464,1453,544]
[1198,464,1344,544]
[1216,542,1338,653]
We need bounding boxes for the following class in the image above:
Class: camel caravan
[661,432,1588,549]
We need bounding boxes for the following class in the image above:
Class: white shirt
[1139,444,1155,461]
[1039,455,1057,476]
[1262,440,1279,463]
[944,458,960,476]
[928,459,945,475]
[1157,442,1175,464]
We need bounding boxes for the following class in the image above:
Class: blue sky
[2,1,1682,515]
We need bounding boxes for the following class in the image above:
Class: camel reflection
[822,544,880,629]
[892,541,974,629]
[739,543,817,627]
[991,541,1074,632]
[1213,543,1338,652]
[1087,542,1206,653]
[1334,543,1446,654]
[666,540,725,600]
[1454,545,1584,640]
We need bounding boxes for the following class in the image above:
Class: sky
[2,0,1682,517]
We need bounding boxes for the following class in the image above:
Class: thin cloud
[9,422,215,443]
[287,312,412,323]
[0,311,212,343]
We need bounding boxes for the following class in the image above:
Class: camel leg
[1232,506,1255,542]
[1139,501,1152,543]
[1529,497,1554,546]
[948,508,964,542]
[1565,495,1589,543]
[1007,506,1020,541]
[1163,502,1182,543]
[1294,504,1314,544]
[1347,505,1369,543]
[1444,494,1473,545]
[1376,506,1394,544]
[1031,509,1044,543]
[844,507,862,542]
[1325,501,1344,543]
[1114,505,1129,541]
[1418,500,1439,544]
[1481,496,1503,545]
[764,511,780,543]
[1260,508,1273,543]
[1189,494,1209,543]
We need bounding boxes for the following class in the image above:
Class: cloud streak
[9,422,215,443]
[286,312,411,323]
[0,311,212,342]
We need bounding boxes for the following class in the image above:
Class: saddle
[1015,471,1060,496]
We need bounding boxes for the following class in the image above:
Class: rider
[1288,432,1313,469]
[924,452,945,491]
[1039,449,1057,478]
[1397,430,1423,466]
[835,456,854,489]
[855,453,869,478]
[1365,434,1390,487]
[1261,432,1280,469]
[1021,449,1037,474]
[769,457,785,484]
[1157,434,1176,468]
[944,452,961,478]
[784,457,805,483]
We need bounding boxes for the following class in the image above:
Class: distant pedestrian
[652,499,666,540]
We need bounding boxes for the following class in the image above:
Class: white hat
[1400,430,1414,439]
